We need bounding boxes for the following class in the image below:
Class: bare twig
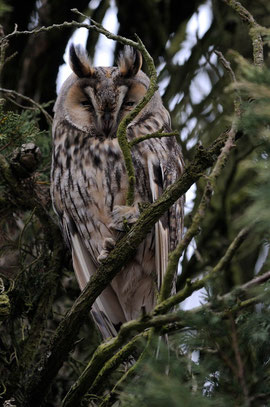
[0,39,8,86]
[5,95,36,111]
[215,50,237,83]
[229,315,250,406]
[238,270,270,290]
[215,50,241,117]
[0,88,53,125]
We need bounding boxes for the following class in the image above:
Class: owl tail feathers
[71,232,126,339]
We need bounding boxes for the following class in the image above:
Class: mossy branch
[114,34,158,205]
[223,0,263,67]
[162,270,270,334]
[86,334,145,403]
[159,101,237,301]
[63,333,145,407]
[155,227,250,315]
[158,178,212,302]
[98,331,152,407]
[129,129,178,147]
[71,11,159,205]
[0,283,10,320]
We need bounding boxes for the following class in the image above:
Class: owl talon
[103,237,116,250]
[109,205,139,232]
[97,237,116,263]
[97,250,109,262]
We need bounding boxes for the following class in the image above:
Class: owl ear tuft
[69,44,94,78]
[118,46,142,78]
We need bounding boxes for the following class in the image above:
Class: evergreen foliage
[0,101,43,153]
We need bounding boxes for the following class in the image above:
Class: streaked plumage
[51,44,184,338]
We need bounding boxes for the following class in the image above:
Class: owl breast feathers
[51,44,184,338]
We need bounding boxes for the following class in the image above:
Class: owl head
[54,44,155,138]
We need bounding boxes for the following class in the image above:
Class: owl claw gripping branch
[51,44,184,339]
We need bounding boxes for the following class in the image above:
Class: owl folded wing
[68,221,127,339]
[147,143,184,293]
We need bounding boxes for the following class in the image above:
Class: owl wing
[147,137,184,292]
[71,230,121,338]
[147,158,168,290]
[57,209,126,339]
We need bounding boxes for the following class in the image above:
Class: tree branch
[0,279,10,320]
[223,0,264,67]
[159,117,237,302]
[129,129,178,147]
[0,88,53,125]
[155,226,250,315]
[229,315,250,405]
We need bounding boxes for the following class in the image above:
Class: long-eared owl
[51,44,184,339]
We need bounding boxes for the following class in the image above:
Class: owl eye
[81,100,94,110]
[124,101,135,107]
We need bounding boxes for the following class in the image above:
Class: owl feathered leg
[109,205,140,232]
[97,237,116,262]
[97,205,140,262]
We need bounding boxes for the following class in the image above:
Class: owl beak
[103,111,112,135]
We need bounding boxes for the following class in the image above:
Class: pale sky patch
[93,0,119,66]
